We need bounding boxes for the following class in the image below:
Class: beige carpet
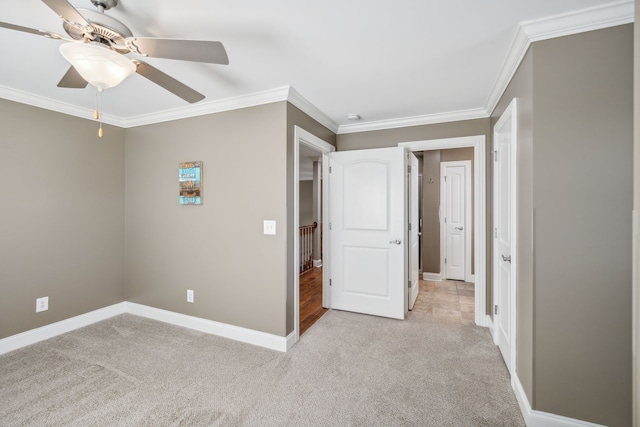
[0,302,525,426]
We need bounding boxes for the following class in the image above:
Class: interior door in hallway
[326,147,407,320]
[442,161,471,281]
[493,99,516,373]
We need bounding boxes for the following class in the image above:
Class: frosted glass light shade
[59,42,136,90]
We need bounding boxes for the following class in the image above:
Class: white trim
[288,87,339,133]
[0,303,126,356]
[125,302,290,352]
[513,374,607,427]
[0,3,630,134]
[0,84,127,127]
[399,135,488,328]
[492,98,518,376]
[0,302,301,356]
[522,0,634,43]
[293,126,335,347]
[467,274,475,284]
[338,108,487,135]
[0,85,340,133]
[483,25,530,121]
[123,86,291,128]
[422,272,442,281]
[485,0,633,115]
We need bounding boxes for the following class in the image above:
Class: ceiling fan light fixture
[59,42,135,90]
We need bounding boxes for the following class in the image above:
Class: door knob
[502,254,511,263]
[389,239,402,245]
[455,226,464,231]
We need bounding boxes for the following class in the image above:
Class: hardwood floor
[299,266,327,335]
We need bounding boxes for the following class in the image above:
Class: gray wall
[532,25,632,426]
[492,25,633,426]
[0,99,126,338]
[634,2,639,424]
[299,180,314,226]
[422,150,441,274]
[125,103,289,336]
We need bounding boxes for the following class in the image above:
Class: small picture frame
[179,161,202,205]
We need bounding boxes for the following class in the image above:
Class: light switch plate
[263,220,276,235]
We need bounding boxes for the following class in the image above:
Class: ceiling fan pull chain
[95,87,104,138]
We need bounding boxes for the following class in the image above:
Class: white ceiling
[0,0,632,133]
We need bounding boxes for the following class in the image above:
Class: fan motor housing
[62,8,132,52]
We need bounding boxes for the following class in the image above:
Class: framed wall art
[179,161,202,205]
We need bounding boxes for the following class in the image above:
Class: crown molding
[337,108,488,135]
[287,87,339,133]
[484,0,633,116]
[522,0,633,43]
[0,84,126,127]
[0,83,340,132]
[1,1,632,133]
[123,86,291,128]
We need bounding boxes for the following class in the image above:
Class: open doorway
[298,142,326,334]
[399,136,488,327]
[293,127,335,343]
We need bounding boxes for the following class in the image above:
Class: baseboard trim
[285,330,297,351]
[1,302,292,356]
[125,302,289,353]
[422,272,442,281]
[0,302,126,356]
[313,259,322,268]
[466,274,475,283]
[512,374,606,427]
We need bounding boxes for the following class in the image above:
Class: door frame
[491,99,518,375]
[399,135,488,327]
[293,126,335,346]
[440,160,473,282]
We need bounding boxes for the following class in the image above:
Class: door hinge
[445,258,447,264]
[329,279,332,286]
[329,166,332,173]
[329,222,332,230]
[493,150,499,162]
[407,165,411,173]
[494,305,498,315]
[408,280,412,289]
[494,227,498,238]
[409,222,412,229]
[444,176,447,182]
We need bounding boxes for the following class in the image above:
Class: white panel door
[493,105,515,373]
[442,162,470,281]
[408,153,420,310]
[327,147,407,320]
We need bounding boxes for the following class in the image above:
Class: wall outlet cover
[36,296,49,313]
[263,220,276,235]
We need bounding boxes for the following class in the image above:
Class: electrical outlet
[36,296,49,313]
[263,220,276,235]
[187,289,194,303]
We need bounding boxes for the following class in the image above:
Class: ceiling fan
[0,0,229,105]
